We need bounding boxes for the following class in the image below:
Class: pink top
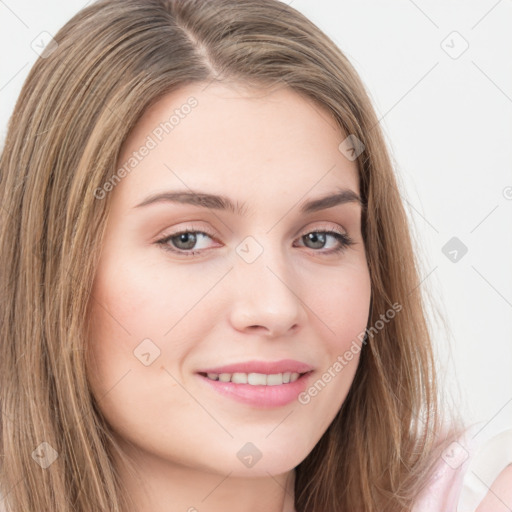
[413,422,512,511]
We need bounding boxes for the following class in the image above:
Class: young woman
[1,0,510,510]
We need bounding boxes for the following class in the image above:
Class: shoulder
[461,425,512,512]
[413,423,512,512]
[475,463,512,512]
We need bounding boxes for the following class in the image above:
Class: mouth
[195,370,314,408]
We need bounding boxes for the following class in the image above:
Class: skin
[476,464,512,512]
[86,82,372,512]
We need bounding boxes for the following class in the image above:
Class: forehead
[114,82,360,210]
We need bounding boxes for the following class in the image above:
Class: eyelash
[155,225,355,258]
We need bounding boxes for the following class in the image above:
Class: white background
[1,0,511,439]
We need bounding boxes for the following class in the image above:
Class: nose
[228,243,307,338]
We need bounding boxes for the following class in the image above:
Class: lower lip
[196,372,314,408]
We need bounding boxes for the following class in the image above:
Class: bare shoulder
[475,464,512,512]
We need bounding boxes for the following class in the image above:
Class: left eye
[156,228,354,257]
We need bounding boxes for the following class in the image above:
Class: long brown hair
[0,0,465,510]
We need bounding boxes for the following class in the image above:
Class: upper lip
[197,359,314,375]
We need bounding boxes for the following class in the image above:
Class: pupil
[176,233,196,249]
[307,232,325,249]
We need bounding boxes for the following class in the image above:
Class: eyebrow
[133,187,364,215]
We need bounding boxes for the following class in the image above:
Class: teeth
[231,372,247,384]
[204,371,303,385]
[266,373,282,386]
[248,373,267,385]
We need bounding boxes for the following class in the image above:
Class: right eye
[156,228,219,257]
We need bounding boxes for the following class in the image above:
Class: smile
[196,370,314,408]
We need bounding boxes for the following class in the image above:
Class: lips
[195,359,315,408]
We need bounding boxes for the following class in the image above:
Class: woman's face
[87,82,371,479]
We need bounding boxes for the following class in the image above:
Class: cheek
[85,258,204,444]
[88,252,208,341]
[294,264,370,423]
[85,252,224,388]
[310,263,372,349]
